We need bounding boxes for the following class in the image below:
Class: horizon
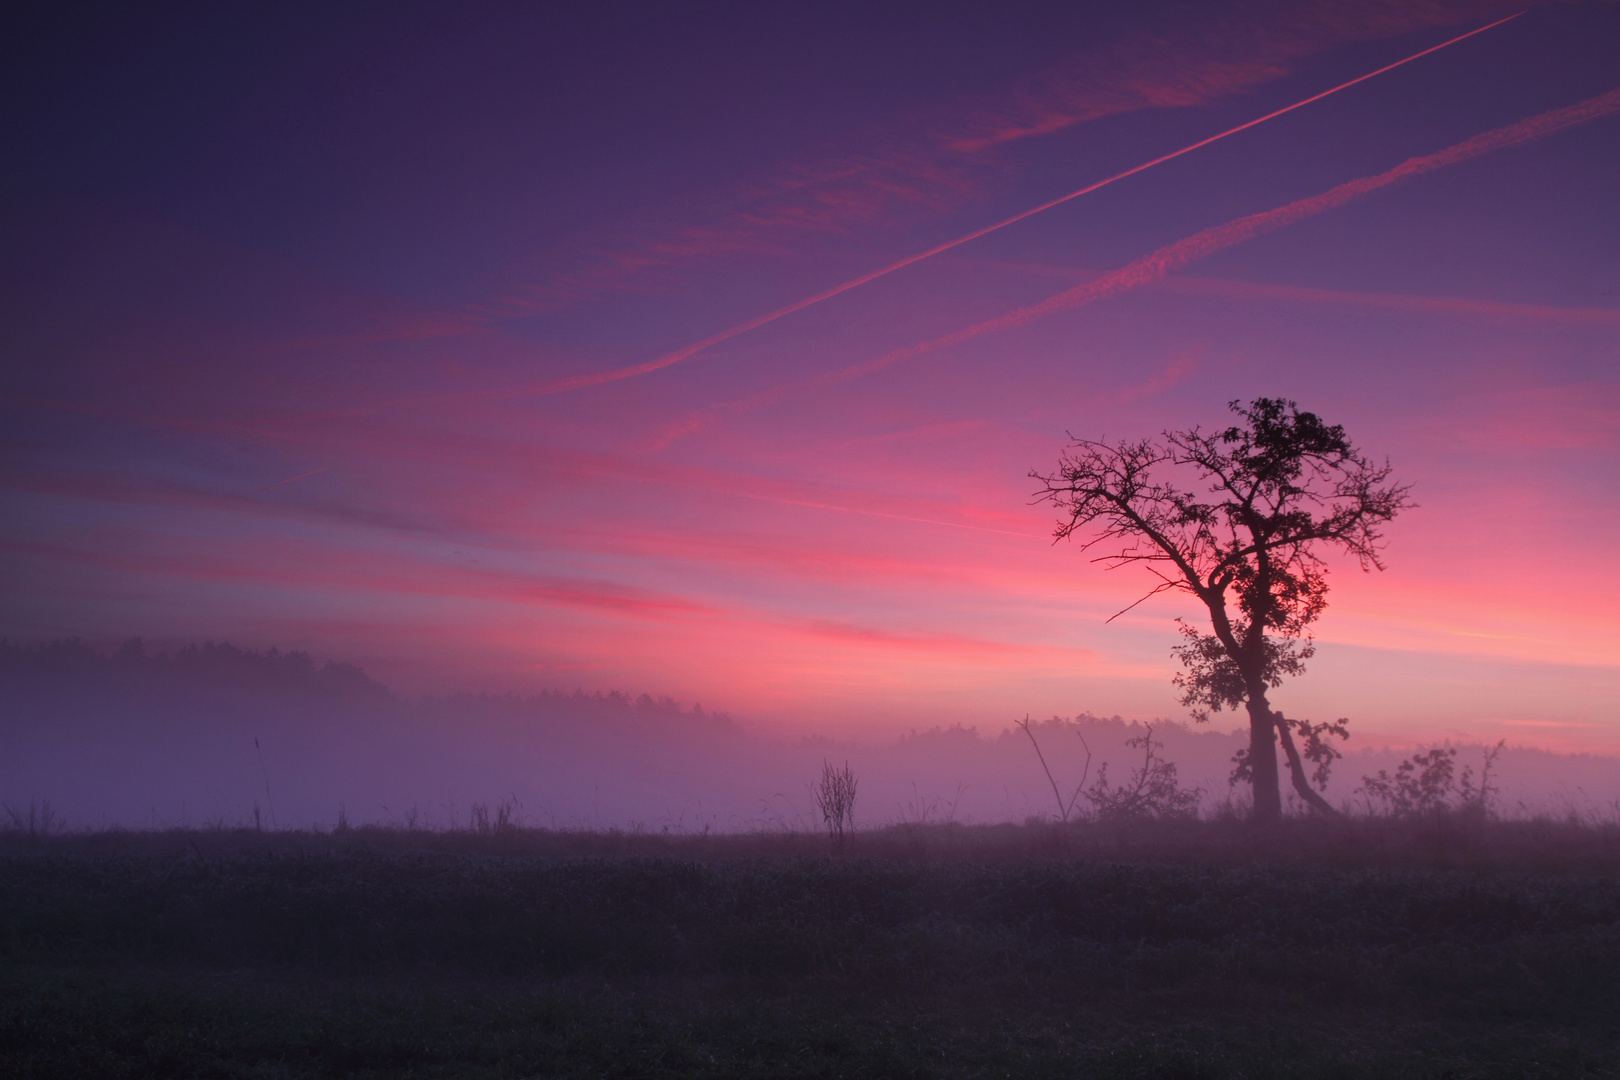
[6,635,1619,832]
[11,632,1619,757]
[3,2,1618,767]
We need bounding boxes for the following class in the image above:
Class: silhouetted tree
[1032,398,1412,824]
[815,760,858,852]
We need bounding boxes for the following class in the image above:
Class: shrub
[1359,739,1505,817]
[1085,725,1202,821]
[815,760,858,852]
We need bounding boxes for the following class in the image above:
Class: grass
[3,818,1619,1077]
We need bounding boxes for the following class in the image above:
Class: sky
[2,0,1617,751]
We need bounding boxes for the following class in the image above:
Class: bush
[1359,740,1505,817]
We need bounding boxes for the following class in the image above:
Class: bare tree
[1032,398,1412,825]
[1015,715,1091,823]
[815,760,858,852]
[1085,725,1202,821]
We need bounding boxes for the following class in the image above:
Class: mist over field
[6,639,1616,832]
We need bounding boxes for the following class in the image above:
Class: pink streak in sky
[814,84,1620,385]
[275,12,1521,429]
[654,83,1620,446]
[253,467,328,492]
[940,1,1529,153]
[503,13,1523,396]
[513,3,1526,312]
[1155,276,1620,325]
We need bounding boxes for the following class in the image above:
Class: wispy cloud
[497,1,1528,314]
[475,12,1527,412]
[2,533,1114,683]
[919,256,1620,326]
[653,84,1620,446]
[1154,276,1620,325]
[252,467,327,493]
[945,0,1530,152]
[1411,382,1620,454]
[815,86,1620,384]
[125,7,1536,439]
[1,536,724,622]
[793,619,1098,664]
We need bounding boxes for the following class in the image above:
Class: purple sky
[3,0,1617,749]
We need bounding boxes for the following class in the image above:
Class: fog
[4,640,1617,831]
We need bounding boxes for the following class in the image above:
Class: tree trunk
[1274,712,1341,816]
[1245,692,1282,825]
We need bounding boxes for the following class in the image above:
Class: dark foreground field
[4,819,1619,1079]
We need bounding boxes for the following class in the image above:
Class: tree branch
[1274,712,1340,817]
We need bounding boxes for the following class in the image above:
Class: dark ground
[3,818,1619,1078]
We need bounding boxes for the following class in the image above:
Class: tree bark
[1245,692,1282,825]
[1273,712,1341,816]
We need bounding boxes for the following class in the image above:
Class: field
[4,819,1620,1078]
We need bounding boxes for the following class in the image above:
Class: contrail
[497,12,1522,399]
[820,86,1620,384]
[655,83,1620,442]
[237,12,1522,431]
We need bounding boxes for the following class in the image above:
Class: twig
[1066,731,1093,820]
[254,738,278,831]
[1016,716,1068,822]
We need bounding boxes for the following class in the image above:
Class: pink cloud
[500,1,1530,314]
[1407,383,1620,454]
[3,535,722,622]
[1,430,1057,605]
[932,256,1620,328]
[1155,276,1620,326]
[1,528,1127,701]
[1318,575,1620,669]
[179,8,1541,440]
[1111,349,1203,405]
[812,85,1620,386]
[946,0,1526,152]
[650,82,1620,451]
